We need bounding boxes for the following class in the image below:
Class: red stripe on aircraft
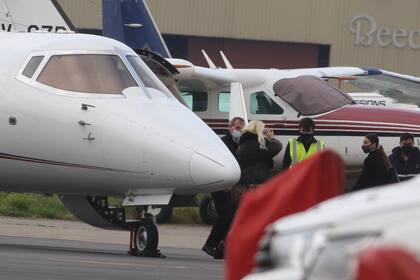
[0,153,135,173]
[206,123,420,133]
[203,106,420,132]
[319,106,420,126]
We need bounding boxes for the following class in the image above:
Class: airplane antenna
[220,51,233,69]
[201,50,217,69]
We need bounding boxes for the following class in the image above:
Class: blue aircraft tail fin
[103,0,171,58]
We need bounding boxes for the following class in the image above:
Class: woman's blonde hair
[243,120,267,150]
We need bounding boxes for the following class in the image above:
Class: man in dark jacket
[202,117,245,259]
[282,118,325,170]
[221,117,244,154]
[389,133,420,181]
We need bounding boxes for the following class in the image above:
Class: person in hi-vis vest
[282,118,325,169]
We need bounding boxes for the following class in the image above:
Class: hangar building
[57,0,420,76]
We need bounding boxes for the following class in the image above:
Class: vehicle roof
[271,176,420,233]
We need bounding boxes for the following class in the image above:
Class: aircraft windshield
[127,55,166,92]
[273,75,354,116]
[37,54,137,94]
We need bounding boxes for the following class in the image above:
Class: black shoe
[202,245,216,257]
[213,242,224,259]
[213,249,224,259]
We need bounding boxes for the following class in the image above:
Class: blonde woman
[235,120,282,192]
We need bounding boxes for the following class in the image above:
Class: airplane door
[74,101,107,167]
[0,91,109,193]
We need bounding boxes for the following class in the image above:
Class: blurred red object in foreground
[356,245,420,280]
[226,150,344,280]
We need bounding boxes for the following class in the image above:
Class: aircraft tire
[199,196,218,225]
[134,219,159,253]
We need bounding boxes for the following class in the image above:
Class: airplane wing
[168,59,367,92]
[345,68,420,106]
[291,66,366,79]
[168,61,238,92]
[0,0,75,33]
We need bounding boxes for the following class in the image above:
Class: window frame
[180,91,209,112]
[250,90,285,115]
[22,56,45,79]
[126,55,172,99]
[218,91,231,113]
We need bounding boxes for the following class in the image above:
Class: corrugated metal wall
[57,0,102,29]
[57,0,420,76]
[187,38,320,69]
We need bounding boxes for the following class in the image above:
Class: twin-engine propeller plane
[0,32,240,256]
[168,60,420,169]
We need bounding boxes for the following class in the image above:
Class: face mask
[300,133,314,142]
[401,145,414,155]
[362,145,371,154]
[231,130,242,140]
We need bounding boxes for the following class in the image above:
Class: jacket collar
[297,135,318,144]
[239,132,258,144]
[391,146,420,161]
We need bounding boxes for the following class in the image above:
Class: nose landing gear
[127,219,163,257]
[127,208,164,258]
[60,195,165,258]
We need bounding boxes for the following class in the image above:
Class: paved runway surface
[0,235,223,280]
[0,217,223,280]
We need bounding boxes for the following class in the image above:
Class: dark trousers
[204,191,236,248]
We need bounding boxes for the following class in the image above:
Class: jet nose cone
[190,147,241,191]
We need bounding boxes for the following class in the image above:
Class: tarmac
[0,216,223,280]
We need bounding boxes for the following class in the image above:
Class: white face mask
[231,130,242,140]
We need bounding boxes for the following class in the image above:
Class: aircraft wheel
[199,196,218,225]
[134,219,159,254]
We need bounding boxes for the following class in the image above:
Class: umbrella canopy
[273,75,354,116]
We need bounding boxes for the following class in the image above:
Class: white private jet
[0,31,240,256]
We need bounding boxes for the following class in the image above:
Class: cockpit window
[22,56,44,78]
[127,55,164,91]
[37,54,137,94]
[251,91,284,114]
